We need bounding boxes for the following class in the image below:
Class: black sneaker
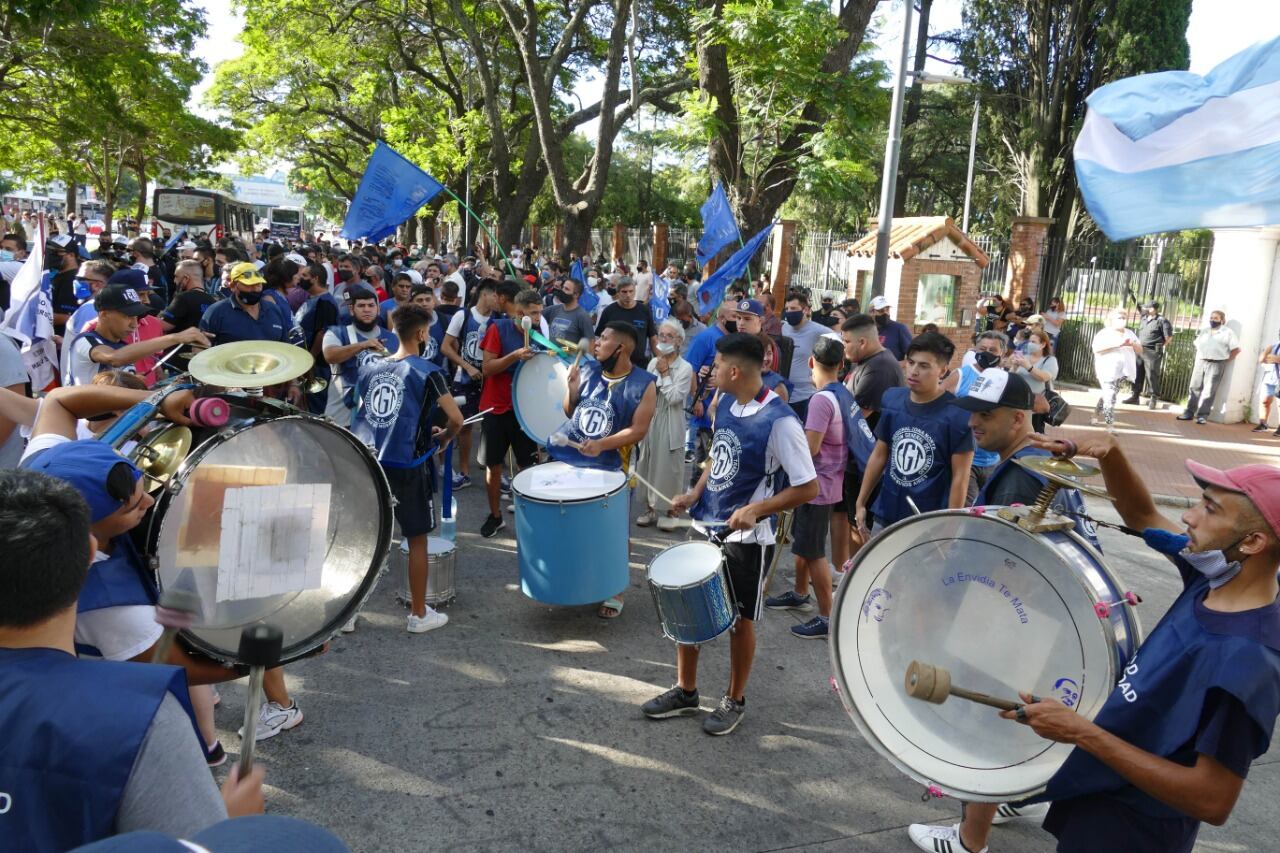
[1196,416,1207,425]
[205,740,227,768]
[1253,423,1269,432]
[480,514,505,538]
[1176,413,1193,421]
[684,450,695,464]
[703,695,745,736]
[641,685,700,719]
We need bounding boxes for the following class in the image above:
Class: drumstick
[906,496,922,516]
[150,587,201,663]
[153,343,187,372]
[461,407,493,427]
[237,624,283,775]
[904,660,1039,712]
[573,336,590,369]
[626,465,681,511]
[521,315,532,349]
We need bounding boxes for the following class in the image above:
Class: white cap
[180,241,198,250]
[253,259,266,271]
[284,252,307,266]
[869,295,891,310]
[405,269,423,286]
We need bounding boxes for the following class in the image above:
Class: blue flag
[571,258,598,312]
[695,222,774,314]
[696,183,740,267]
[341,142,446,242]
[650,270,670,324]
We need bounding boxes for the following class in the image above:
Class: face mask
[354,318,377,333]
[656,341,675,355]
[392,259,403,268]
[74,277,93,301]
[237,289,263,306]
[974,350,1001,370]
[606,287,617,297]
[1142,528,1242,589]
[1209,319,1222,329]
[599,346,622,373]
[45,252,62,271]
[724,320,738,335]
[0,250,13,262]
[1026,342,1042,355]
[337,268,354,283]
[679,318,691,329]
[874,313,887,327]
[554,289,572,303]
[587,277,598,290]
[541,270,552,281]
[783,311,804,327]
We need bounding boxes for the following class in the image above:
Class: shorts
[479,410,538,469]
[385,464,436,538]
[722,541,773,622]
[1264,382,1279,400]
[832,465,859,513]
[451,379,482,418]
[790,502,833,559]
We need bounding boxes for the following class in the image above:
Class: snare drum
[512,352,569,445]
[393,536,457,607]
[511,461,629,605]
[148,414,393,665]
[830,509,1141,802]
[646,541,735,644]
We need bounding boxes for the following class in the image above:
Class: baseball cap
[1186,461,1280,540]
[228,262,266,286]
[48,233,91,260]
[736,299,764,317]
[24,440,142,522]
[107,268,151,291]
[179,240,198,251]
[869,295,891,311]
[284,252,307,266]
[821,295,834,304]
[94,283,153,317]
[951,369,1035,412]
[1142,300,1159,310]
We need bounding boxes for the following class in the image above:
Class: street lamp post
[912,72,979,233]
[869,0,914,297]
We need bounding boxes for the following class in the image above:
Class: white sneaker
[407,607,448,633]
[341,617,357,633]
[238,701,303,742]
[907,823,987,853]
[991,802,1049,825]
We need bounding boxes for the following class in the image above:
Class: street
[209,486,1276,852]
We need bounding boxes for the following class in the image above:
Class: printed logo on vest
[364,370,405,428]
[424,334,439,361]
[463,330,482,363]
[706,428,742,492]
[574,398,615,439]
[890,426,936,486]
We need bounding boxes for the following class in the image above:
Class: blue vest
[68,329,130,385]
[0,647,197,851]
[549,362,656,471]
[762,369,792,397]
[352,355,443,469]
[976,445,1103,551]
[424,314,446,368]
[331,323,399,408]
[298,292,340,362]
[1034,572,1280,819]
[457,309,488,382]
[77,536,157,657]
[692,388,798,527]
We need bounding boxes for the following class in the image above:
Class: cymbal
[134,425,192,490]
[1013,454,1113,500]
[189,341,314,389]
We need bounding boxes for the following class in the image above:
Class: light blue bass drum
[511,461,630,605]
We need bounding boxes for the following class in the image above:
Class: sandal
[636,509,657,527]
[598,597,624,619]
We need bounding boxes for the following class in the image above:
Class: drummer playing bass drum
[645,333,818,736]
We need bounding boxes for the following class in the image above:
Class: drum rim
[646,539,725,590]
[512,352,568,446]
[148,413,394,666]
[510,461,629,504]
[828,507,1137,801]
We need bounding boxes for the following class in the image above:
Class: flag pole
[436,186,518,280]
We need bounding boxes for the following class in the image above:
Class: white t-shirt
[69,334,104,386]
[446,307,492,383]
[322,324,384,424]
[694,390,817,545]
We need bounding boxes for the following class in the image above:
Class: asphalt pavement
[209,481,1275,852]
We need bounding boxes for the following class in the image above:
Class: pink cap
[1185,460,1280,539]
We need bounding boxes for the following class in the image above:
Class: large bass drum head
[512,352,568,445]
[830,510,1134,802]
[151,416,392,664]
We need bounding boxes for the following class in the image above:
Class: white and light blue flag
[1075,35,1280,240]
[0,216,58,389]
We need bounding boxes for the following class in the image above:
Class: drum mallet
[573,336,590,368]
[237,624,284,775]
[150,587,202,664]
[904,660,1038,713]
[521,315,532,350]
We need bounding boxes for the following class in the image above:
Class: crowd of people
[0,221,1277,853]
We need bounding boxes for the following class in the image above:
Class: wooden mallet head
[905,659,952,704]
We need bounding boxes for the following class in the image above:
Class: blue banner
[341,142,446,243]
[694,222,774,314]
[696,183,740,267]
[650,270,670,324]
[571,257,598,312]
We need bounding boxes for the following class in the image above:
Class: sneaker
[907,823,987,853]
[205,740,227,768]
[341,617,356,633]
[451,471,472,489]
[791,616,829,639]
[1274,426,1280,437]
[656,515,678,531]
[1176,413,1193,421]
[480,514,505,538]
[407,607,449,633]
[702,695,745,736]
[991,802,1049,825]
[500,474,511,494]
[765,590,813,612]
[636,509,657,527]
[641,685,701,719]
[1253,422,1269,432]
[684,450,695,464]
[239,701,303,742]
[1122,397,1140,405]
[1196,416,1207,424]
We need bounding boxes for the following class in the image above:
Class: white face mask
[1109,317,1126,330]
[655,341,676,355]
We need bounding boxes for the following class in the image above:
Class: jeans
[1134,345,1164,399]
[1184,358,1227,420]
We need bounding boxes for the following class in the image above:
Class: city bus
[150,187,257,244]
[268,206,307,240]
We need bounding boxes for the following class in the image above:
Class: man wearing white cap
[868,295,913,361]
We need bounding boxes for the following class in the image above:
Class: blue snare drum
[511,462,630,605]
[646,541,735,644]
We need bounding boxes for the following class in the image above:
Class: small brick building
[843,217,990,357]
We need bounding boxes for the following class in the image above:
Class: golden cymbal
[189,341,314,388]
[1013,454,1113,500]
[133,425,192,489]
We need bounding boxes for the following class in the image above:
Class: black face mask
[975,350,1001,370]
[236,290,263,306]
[554,289,572,304]
[874,313,888,328]
[723,321,738,335]
[337,268,355,283]
[45,252,62,271]
[599,345,622,373]
[606,287,618,297]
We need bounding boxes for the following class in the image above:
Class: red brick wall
[898,257,983,363]
[1005,217,1053,306]
[652,222,669,271]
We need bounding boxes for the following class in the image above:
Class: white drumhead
[648,541,721,587]
[512,461,627,501]
[428,536,455,556]
[512,352,569,445]
[830,510,1125,801]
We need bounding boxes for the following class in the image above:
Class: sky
[188,0,1280,149]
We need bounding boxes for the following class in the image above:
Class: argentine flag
[1075,34,1280,240]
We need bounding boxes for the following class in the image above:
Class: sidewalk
[1053,387,1280,504]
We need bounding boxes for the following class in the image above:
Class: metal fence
[970,235,1011,294]
[787,230,863,297]
[1038,231,1214,399]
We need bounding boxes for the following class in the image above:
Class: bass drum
[512,352,568,445]
[830,509,1142,802]
[148,414,393,665]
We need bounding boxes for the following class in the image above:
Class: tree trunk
[560,210,595,262]
[64,178,77,216]
[134,161,147,225]
[893,0,933,217]
[402,215,418,246]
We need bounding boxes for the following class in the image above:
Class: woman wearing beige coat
[636,320,693,531]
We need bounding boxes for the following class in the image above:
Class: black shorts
[790,502,832,559]
[478,410,538,468]
[384,464,435,538]
[451,379,482,418]
[832,465,858,513]
[722,541,773,622]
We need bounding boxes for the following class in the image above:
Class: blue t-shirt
[955,365,1000,468]
[878,318,914,360]
[684,325,725,429]
[871,387,974,524]
[199,295,291,344]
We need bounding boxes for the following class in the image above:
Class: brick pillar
[530,224,540,247]
[769,219,798,313]
[612,222,625,263]
[553,223,564,255]
[1005,216,1054,306]
[652,222,668,271]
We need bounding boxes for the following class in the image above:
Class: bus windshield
[270,208,300,225]
[154,190,217,224]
